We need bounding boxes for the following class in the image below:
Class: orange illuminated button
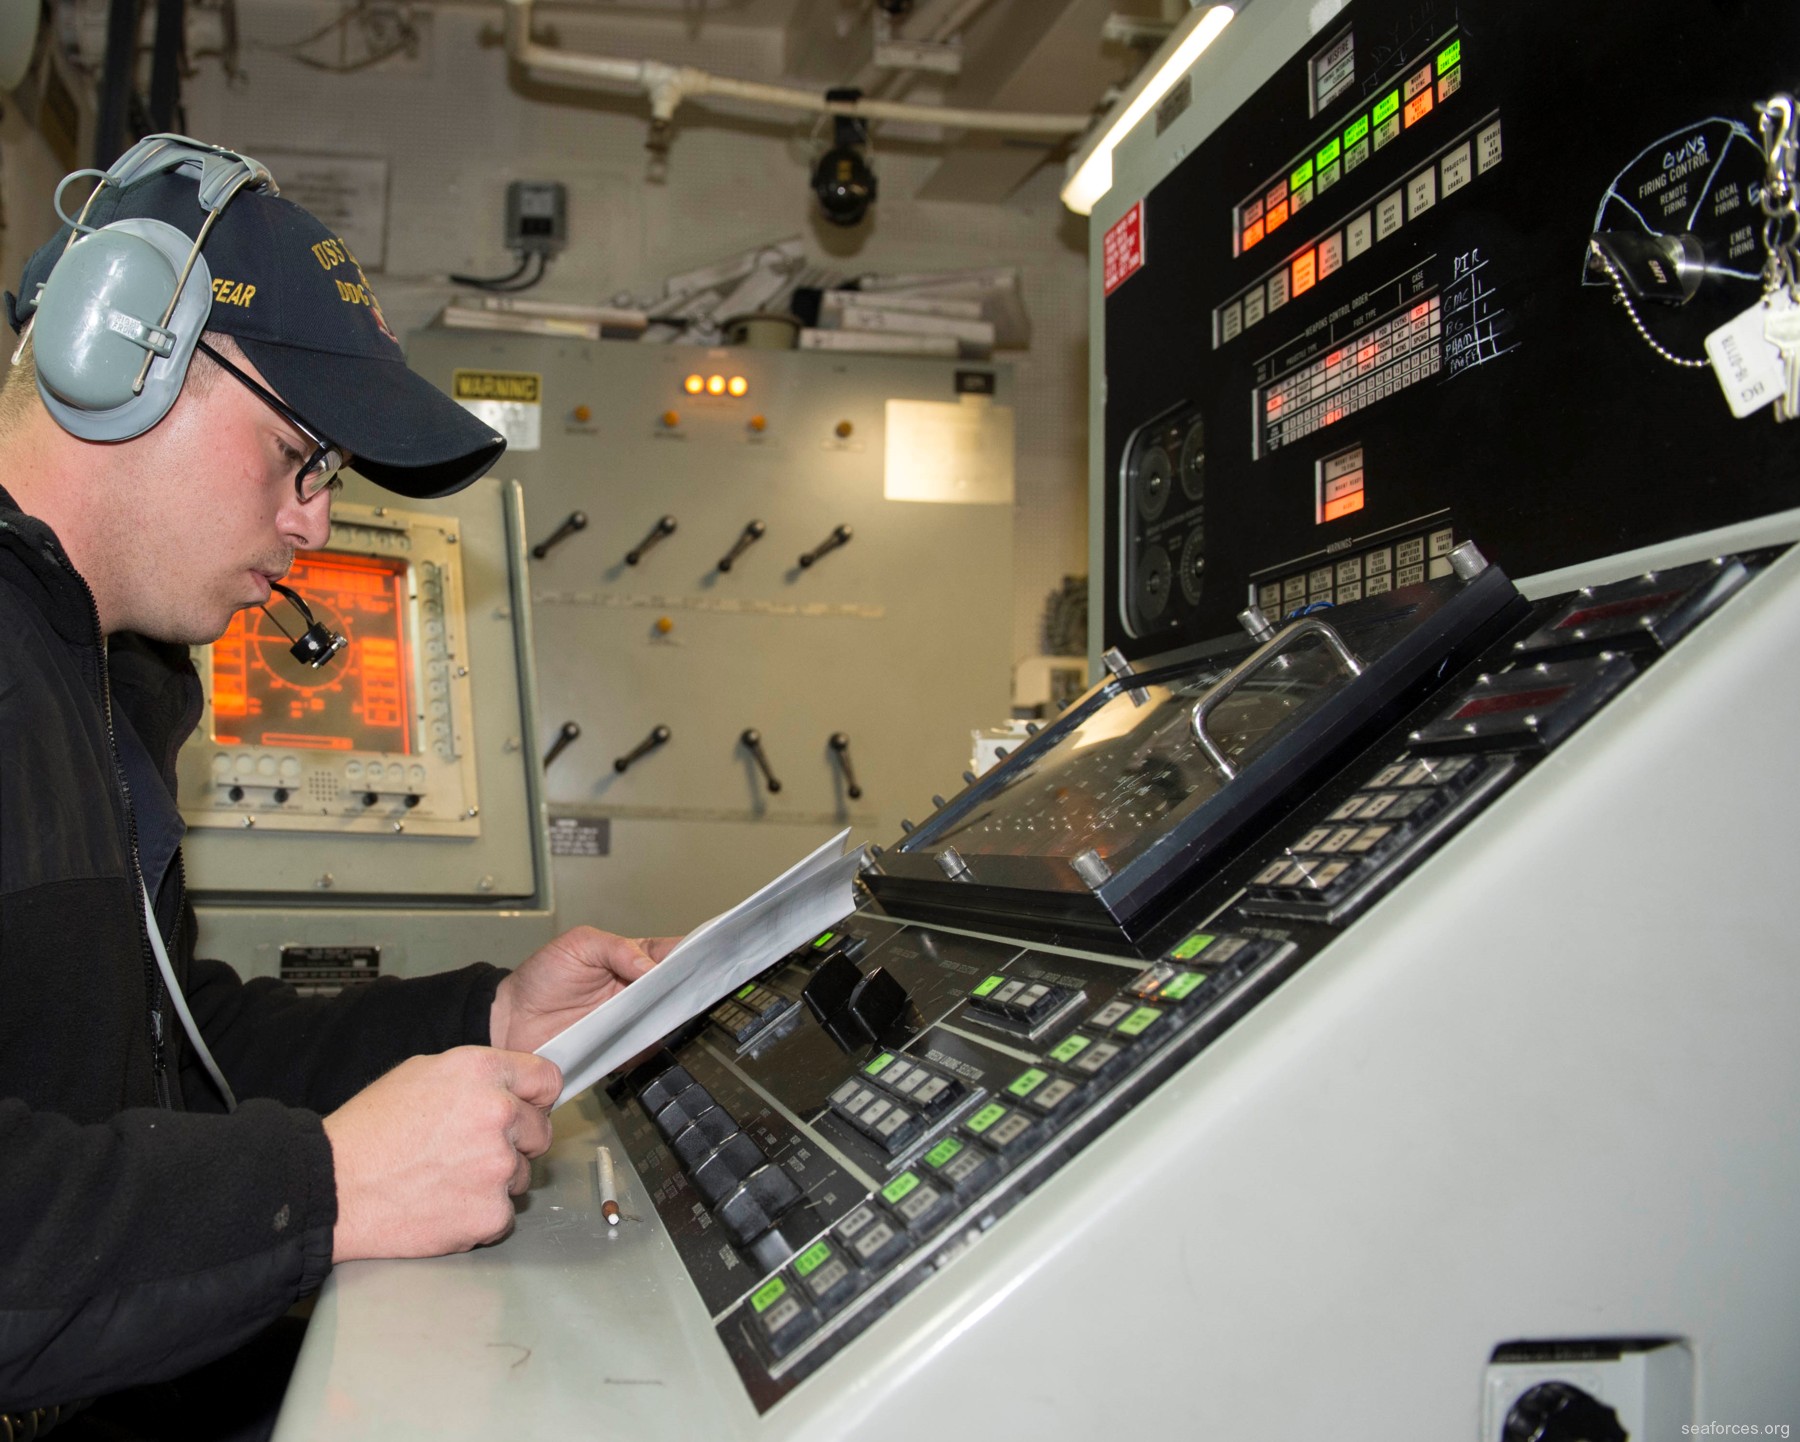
[655,615,675,634]
[1292,249,1318,296]
[1404,88,1434,127]
[728,375,749,398]
[662,410,681,428]
[835,420,854,438]
[573,404,592,423]
[749,415,767,432]
[683,374,705,395]
[707,374,727,396]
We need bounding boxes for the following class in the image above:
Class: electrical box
[505,180,568,256]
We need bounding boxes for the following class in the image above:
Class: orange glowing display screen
[210,551,414,754]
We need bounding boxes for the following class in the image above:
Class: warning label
[453,370,541,402]
[452,369,542,451]
[1103,201,1147,297]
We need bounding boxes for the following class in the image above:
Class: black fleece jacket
[0,483,507,1412]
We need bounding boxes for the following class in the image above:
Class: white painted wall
[160,0,1094,679]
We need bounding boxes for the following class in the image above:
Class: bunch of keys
[1703,93,1800,419]
[1758,93,1800,421]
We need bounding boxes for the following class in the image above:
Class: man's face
[107,348,336,644]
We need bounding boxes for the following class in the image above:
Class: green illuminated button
[966,1102,1008,1134]
[1344,114,1370,147]
[1008,1068,1048,1098]
[812,931,836,948]
[1437,38,1461,73]
[882,1172,921,1205]
[972,975,1005,998]
[1169,932,1215,961]
[1118,1007,1163,1037]
[924,1136,964,1170]
[1050,1033,1092,1064]
[1163,972,1208,1002]
[736,982,756,1000]
[794,1241,833,1278]
[751,1276,788,1314]
[1316,137,1341,169]
[865,1053,895,1076]
[1373,90,1400,125]
[1289,159,1314,190]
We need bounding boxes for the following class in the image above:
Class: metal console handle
[1188,616,1365,779]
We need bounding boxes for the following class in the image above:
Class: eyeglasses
[195,339,347,503]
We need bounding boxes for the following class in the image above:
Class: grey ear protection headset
[16,134,276,442]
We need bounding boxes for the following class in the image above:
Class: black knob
[828,731,862,800]
[1503,1383,1628,1442]
[717,519,767,573]
[543,721,581,768]
[228,785,244,803]
[614,724,672,773]
[272,787,289,804]
[404,794,421,809]
[626,515,678,566]
[532,510,588,560]
[362,792,378,808]
[740,729,783,794]
[798,524,853,569]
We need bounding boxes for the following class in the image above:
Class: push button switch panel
[965,973,1083,1034]
[1243,751,1515,922]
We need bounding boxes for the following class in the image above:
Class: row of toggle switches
[637,1064,804,1246]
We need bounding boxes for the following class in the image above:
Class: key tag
[1705,291,1789,418]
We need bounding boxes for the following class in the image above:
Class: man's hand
[488,926,681,1055]
[322,1046,561,1263]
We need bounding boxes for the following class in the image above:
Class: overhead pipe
[500,0,1091,139]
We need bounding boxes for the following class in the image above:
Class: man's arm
[178,945,507,1115]
[0,1096,334,1412]
[0,1048,563,1411]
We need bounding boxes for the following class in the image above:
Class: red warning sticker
[1102,201,1147,297]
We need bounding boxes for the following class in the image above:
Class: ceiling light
[1060,4,1235,217]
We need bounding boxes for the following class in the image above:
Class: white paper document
[538,830,865,1108]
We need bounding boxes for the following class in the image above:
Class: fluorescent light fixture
[1060,4,1236,216]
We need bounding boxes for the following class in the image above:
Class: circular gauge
[1178,420,1205,501]
[1133,444,1173,521]
[1133,544,1172,623]
[1586,115,1769,358]
[1178,526,1206,605]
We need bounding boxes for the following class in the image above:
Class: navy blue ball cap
[11,166,505,499]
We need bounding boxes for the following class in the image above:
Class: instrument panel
[611,547,1769,1412]
[1100,0,1800,657]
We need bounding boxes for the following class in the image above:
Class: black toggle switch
[543,720,580,768]
[715,1163,805,1246]
[740,729,783,794]
[613,724,671,773]
[692,1132,768,1205]
[803,952,863,1026]
[670,1106,739,1168]
[798,524,853,569]
[717,519,767,573]
[829,732,863,800]
[626,515,678,566]
[1588,230,1706,304]
[848,966,910,1041]
[532,510,587,559]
